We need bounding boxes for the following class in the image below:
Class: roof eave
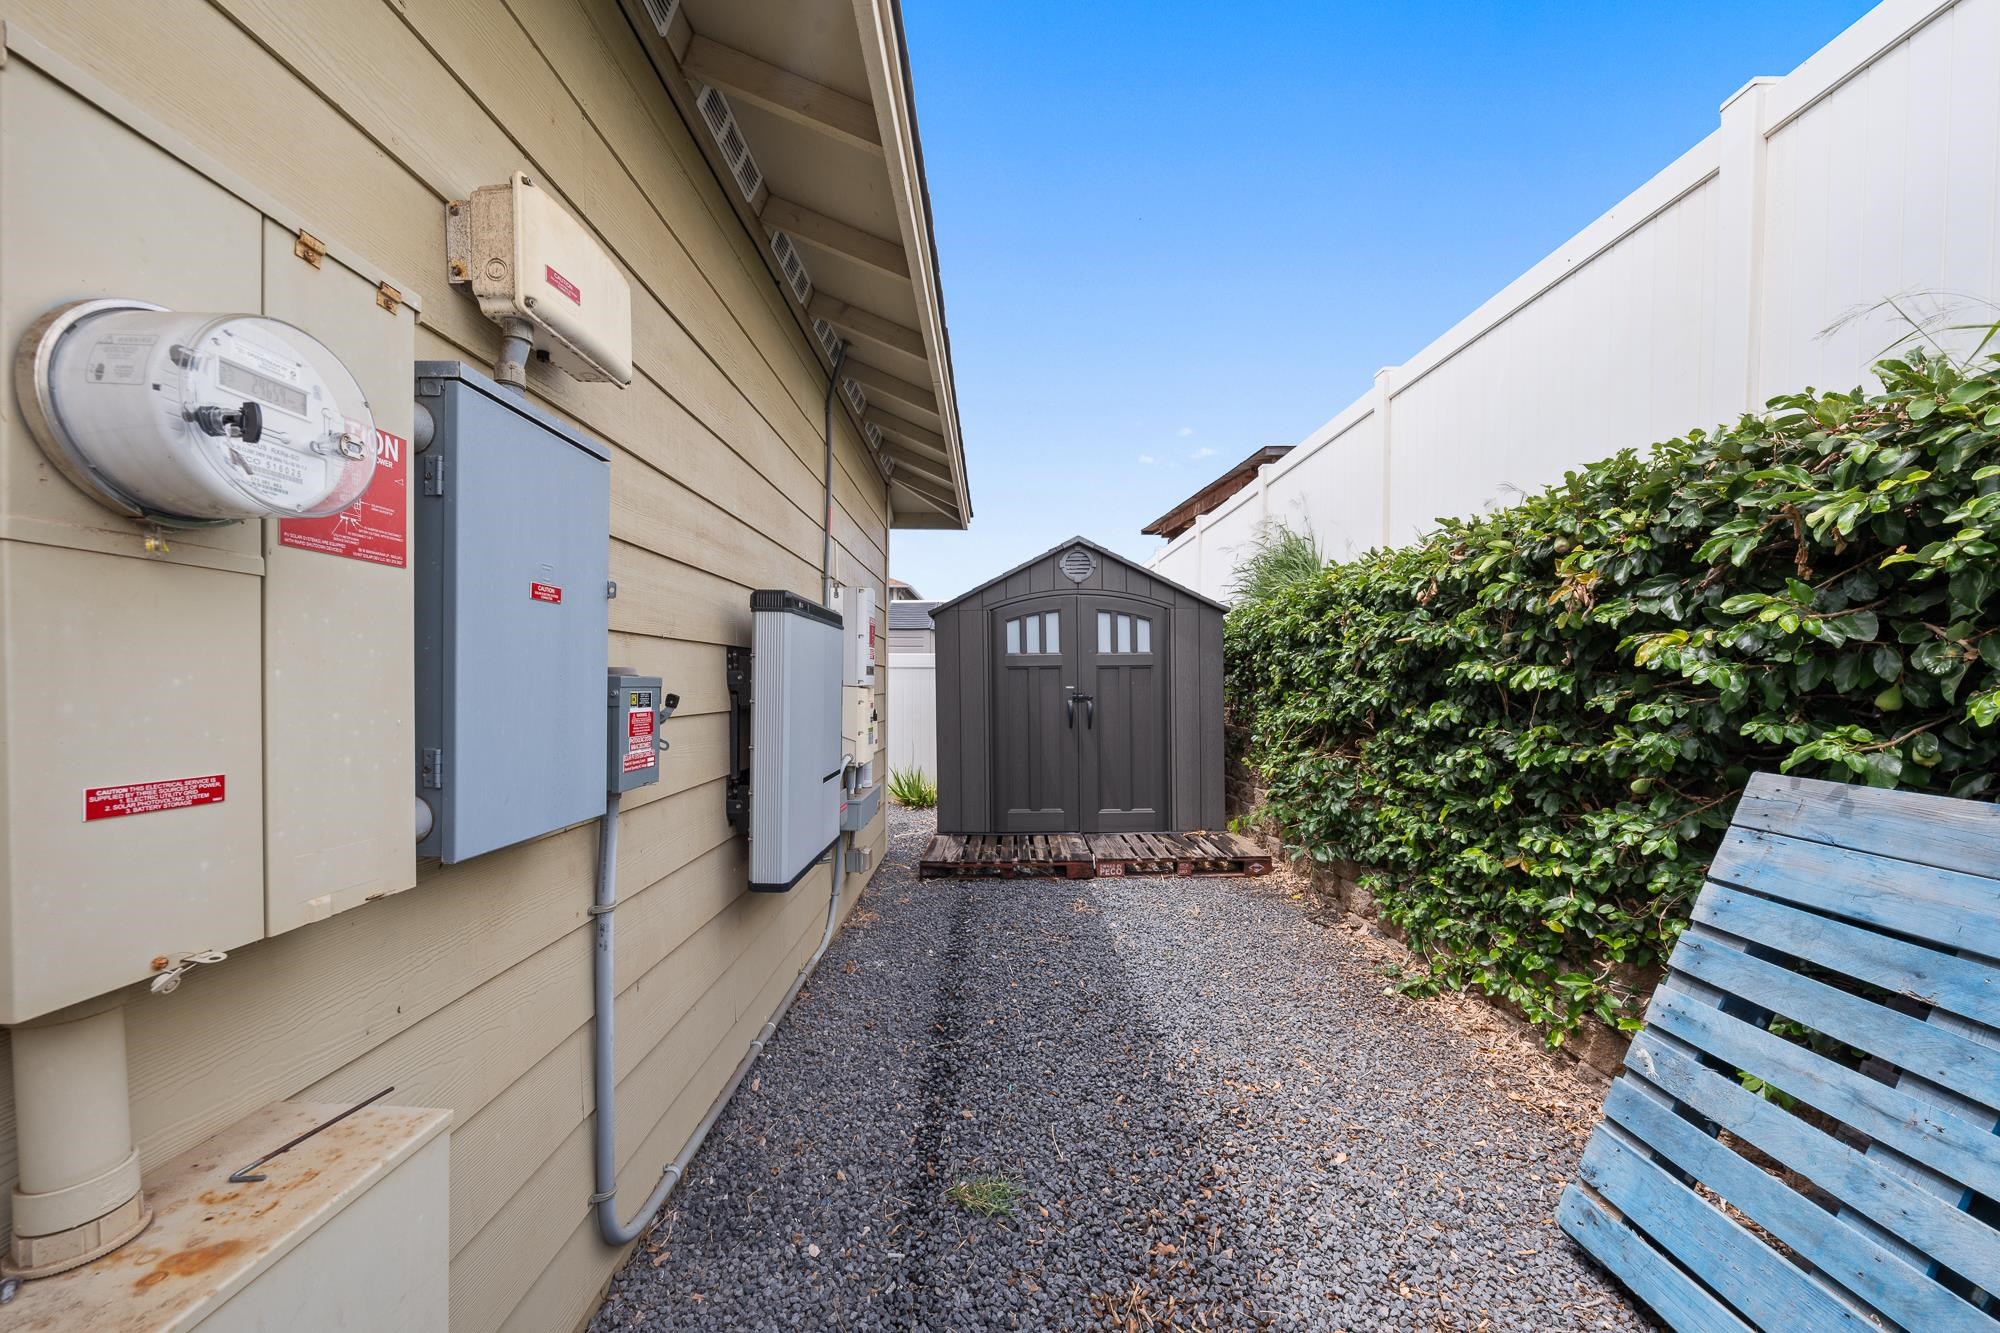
[850,0,970,529]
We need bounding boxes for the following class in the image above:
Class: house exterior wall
[0,3,890,1330]
[1151,0,2000,601]
[932,545,1223,835]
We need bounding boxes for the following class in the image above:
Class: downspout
[589,342,854,1247]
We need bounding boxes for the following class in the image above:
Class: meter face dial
[171,317,372,517]
[22,302,378,524]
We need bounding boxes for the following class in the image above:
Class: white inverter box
[745,590,842,890]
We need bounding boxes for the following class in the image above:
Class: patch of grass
[1227,520,1326,605]
[945,1175,1021,1218]
[888,766,938,809]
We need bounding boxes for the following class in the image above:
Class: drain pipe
[590,338,856,1246]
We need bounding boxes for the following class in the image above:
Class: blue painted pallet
[1560,772,2000,1332]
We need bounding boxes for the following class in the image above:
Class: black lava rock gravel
[588,808,1648,1331]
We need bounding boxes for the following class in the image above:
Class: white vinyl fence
[1151,0,2000,600]
[886,652,938,780]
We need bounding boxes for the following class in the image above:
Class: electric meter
[16,299,378,525]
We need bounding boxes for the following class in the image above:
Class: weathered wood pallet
[1560,771,2000,1332]
[916,831,1272,879]
[1085,831,1272,878]
[918,833,1092,879]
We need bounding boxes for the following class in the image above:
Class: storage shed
[933,538,1227,834]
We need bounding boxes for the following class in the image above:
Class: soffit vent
[863,420,884,452]
[696,85,763,203]
[812,317,844,364]
[842,378,867,416]
[640,0,679,36]
[769,231,813,305]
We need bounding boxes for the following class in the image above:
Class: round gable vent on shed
[928,538,1226,835]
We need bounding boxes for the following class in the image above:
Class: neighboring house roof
[636,0,970,529]
[932,536,1227,615]
[888,578,922,599]
[887,599,937,631]
[1141,445,1293,539]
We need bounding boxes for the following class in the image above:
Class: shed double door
[990,594,1167,832]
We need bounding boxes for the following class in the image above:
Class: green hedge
[1223,349,2000,1041]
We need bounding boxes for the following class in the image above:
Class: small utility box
[607,672,672,793]
[414,361,610,862]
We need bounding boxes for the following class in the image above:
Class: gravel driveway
[590,807,1648,1331]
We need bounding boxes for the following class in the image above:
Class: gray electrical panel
[734,591,842,891]
[414,361,610,863]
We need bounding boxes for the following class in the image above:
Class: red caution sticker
[624,707,655,773]
[531,582,563,604]
[278,428,409,568]
[545,265,582,305]
[86,775,225,822]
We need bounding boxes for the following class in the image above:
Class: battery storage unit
[414,361,610,862]
[744,591,842,890]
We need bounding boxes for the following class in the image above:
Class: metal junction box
[414,361,609,863]
[608,672,671,794]
[739,591,842,891]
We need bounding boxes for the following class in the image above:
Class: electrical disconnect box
[414,361,610,863]
[833,584,877,690]
[730,591,842,891]
[829,583,880,790]
[608,672,675,793]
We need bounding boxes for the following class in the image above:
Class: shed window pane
[1026,615,1041,654]
[1006,618,1020,654]
[1117,615,1132,654]
[1098,611,1112,653]
[1136,618,1151,653]
[1044,612,1059,653]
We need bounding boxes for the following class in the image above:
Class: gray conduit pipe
[493,317,535,394]
[590,792,846,1245]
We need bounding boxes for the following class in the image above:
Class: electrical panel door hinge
[294,229,327,268]
[422,456,446,496]
[421,747,445,789]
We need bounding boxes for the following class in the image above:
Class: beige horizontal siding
[0,0,897,1328]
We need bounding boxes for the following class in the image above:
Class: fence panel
[1149,0,1997,602]
[886,652,937,780]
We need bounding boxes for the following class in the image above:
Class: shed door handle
[1066,695,1076,729]
[1080,694,1095,729]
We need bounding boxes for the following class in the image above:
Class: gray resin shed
[932,538,1227,835]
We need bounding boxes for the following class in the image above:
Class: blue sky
[890,0,1877,601]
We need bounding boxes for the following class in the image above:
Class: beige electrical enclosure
[17,1100,451,1331]
[0,58,417,1022]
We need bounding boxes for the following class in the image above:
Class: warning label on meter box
[278,428,409,568]
[85,775,226,822]
[624,707,655,773]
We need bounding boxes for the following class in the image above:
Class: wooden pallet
[918,833,1093,879]
[1560,772,2000,1332]
[1086,831,1272,878]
